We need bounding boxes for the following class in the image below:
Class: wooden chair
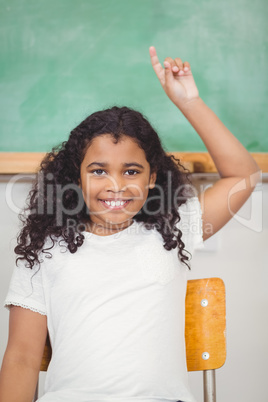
[34,277,226,402]
[185,278,226,402]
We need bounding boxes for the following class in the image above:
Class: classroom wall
[0,174,267,402]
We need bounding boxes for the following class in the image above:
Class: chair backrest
[185,277,226,402]
[34,277,226,402]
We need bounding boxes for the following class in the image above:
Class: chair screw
[202,352,210,360]
[201,298,208,307]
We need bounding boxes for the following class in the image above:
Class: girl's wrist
[175,96,204,115]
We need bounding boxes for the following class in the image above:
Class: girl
[0,47,260,402]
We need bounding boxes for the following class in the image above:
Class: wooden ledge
[0,152,267,174]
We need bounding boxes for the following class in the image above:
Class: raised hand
[149,46,199,108]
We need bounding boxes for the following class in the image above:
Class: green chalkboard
[0,0,267,152]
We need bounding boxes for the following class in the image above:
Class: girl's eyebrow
[86,162,145,169]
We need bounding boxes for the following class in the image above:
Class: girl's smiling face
[79,134,157,236]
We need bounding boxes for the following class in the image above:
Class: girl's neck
[85,220,134,237]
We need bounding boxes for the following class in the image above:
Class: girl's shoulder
[176,196,204,251]
[38,234,69,263]
[178,196,202,218]
[42,234,62,253]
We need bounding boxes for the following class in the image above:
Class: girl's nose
[105,174,126,193]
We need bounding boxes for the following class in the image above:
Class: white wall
[0,174,267,402]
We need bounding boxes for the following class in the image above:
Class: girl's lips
[99,199,132,210]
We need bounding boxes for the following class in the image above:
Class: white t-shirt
[4,197,203,402]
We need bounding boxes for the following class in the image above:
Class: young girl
[0,46,260,402]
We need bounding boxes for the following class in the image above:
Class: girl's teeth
[104,200,127,206]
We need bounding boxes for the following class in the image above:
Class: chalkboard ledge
[0,152,267,174]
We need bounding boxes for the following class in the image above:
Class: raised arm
[149,46,261,240]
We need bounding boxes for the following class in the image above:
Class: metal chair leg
[203,369,216,402]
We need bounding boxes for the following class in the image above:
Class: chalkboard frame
[0,152,267,174]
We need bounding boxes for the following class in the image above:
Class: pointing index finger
[149,46,164,79]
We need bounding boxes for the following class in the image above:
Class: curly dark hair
[15,106,195,270]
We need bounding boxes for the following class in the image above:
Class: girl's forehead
[89,133,137,147]
[83,134,147,161]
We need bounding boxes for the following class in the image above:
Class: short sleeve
[4,259,47,316]
[177,196,204,256]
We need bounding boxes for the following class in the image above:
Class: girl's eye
[125,170,139,176]
[91,169,139,176]
[92,169,106,176]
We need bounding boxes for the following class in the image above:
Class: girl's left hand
[149,46,199,109]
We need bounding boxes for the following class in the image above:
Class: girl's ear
[149,171,157,189]
[78,178,81,188]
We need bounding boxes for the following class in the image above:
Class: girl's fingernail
[164,62,169,68]
[184,67,189,71]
